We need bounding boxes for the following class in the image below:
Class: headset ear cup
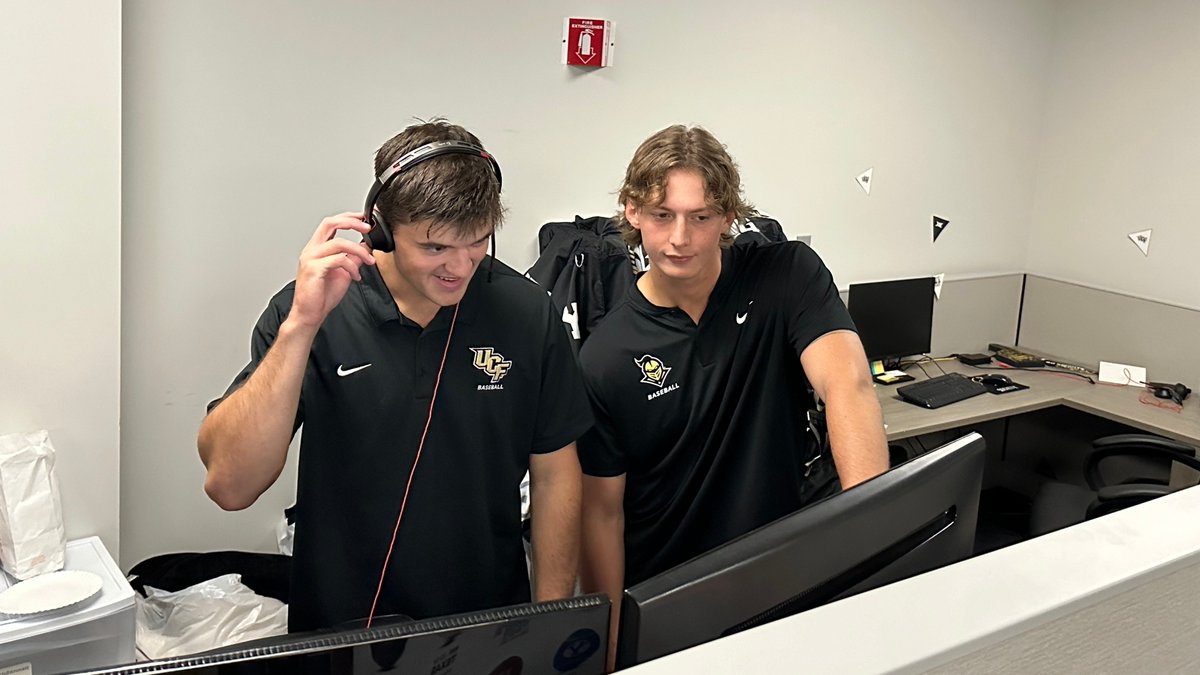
[365,208,395,253]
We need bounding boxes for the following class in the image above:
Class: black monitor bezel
[847,276,937,363]
[68,595,610,674]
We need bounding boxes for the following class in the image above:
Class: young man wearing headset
[578,125,890,658]
[199,120,590,632]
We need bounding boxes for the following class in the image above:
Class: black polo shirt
[209,257,593,632]
[577,241,855,585]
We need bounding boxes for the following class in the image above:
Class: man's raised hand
[288,213,377,331]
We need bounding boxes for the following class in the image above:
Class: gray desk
[878,360,1200,447]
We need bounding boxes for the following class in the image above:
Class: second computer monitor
[847,276,936,367]
[616,432,985,669]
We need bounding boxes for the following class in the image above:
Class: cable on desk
[1032,369,1096,384]
[1139,390,1183,413]
[902,355,950,377]
[967,363,1095,384]
[913,361,933,379]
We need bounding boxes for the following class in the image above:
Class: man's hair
[615,125,752,248]
[374,119,503,237]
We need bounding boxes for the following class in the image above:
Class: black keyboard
[897,373,989,409]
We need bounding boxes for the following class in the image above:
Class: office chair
[1029,434,1200,537]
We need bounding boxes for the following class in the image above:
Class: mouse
[980,374,1013,387]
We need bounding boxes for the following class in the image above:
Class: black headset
[1147,381,1192,406]
[362,140,503,252]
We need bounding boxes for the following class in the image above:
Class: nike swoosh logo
[736,300,754,325]
[336,363,372,377]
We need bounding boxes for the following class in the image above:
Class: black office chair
[1030,434,1200,536]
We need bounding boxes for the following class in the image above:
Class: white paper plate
[0,570,103,615]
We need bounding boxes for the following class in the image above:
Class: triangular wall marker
[855,168,873,195]
[1128,229,1152,256]
[932,216,949,242]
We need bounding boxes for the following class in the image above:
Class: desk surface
[878,359,1200,446]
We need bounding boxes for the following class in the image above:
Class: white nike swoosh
[735,300,755,325]
[336,363,372,377]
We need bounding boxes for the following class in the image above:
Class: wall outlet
[795,234,813,246]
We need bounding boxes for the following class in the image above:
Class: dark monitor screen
[847,277,936,363]
[68,595,609,675]
[616,433,984,669]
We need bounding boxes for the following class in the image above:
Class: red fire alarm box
[562,18,613,67]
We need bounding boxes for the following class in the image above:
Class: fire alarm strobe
[563,18,613,67]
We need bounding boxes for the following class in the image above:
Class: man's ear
[625,203,640,229]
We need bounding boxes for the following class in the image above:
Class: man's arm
[198,320,315,510]
[198,213,374,510]
[580,473,625,670]
[800,330,889,488]
[529,442,583,601]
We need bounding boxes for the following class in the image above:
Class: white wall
[0,1,122,557]
[119,0,1055,565]
[1027,0,1200,310]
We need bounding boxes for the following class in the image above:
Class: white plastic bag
[135,573,288,659]
[0,430,66,579]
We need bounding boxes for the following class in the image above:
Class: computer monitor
[847,277,936,369]
[616,432,984,669]
[68,595,610,675]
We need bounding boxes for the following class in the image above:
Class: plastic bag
[135,573,287,659]
[0,430,66,579]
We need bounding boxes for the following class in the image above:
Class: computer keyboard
[897,373,989,409]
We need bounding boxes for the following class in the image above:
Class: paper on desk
[1098,361,1146,386]
[0,431,66,579]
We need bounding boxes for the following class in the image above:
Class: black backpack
[526,216,636,349]
[731,214,788,245]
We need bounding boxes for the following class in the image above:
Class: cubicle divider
[930,274,1023,357]
[1016,274,1200,387]
[927,547,1200,673]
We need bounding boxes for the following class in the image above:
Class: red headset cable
[366,302,460,628]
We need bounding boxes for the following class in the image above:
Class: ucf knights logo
[470,347,512,385]
[634,354,671,388]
